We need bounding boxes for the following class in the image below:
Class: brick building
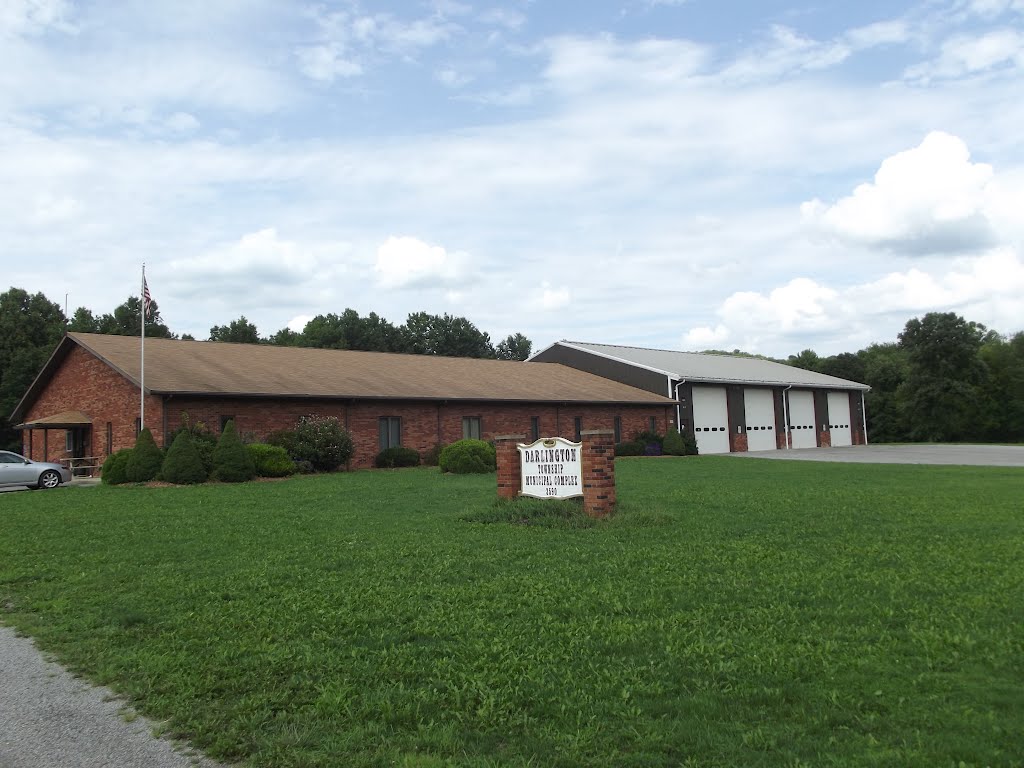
[12,333,675,470]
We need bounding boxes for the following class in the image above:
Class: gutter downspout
[672,379,687,433]
[861,390,869,446]
[782,385,793,449]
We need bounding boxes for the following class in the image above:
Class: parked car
[0,451,73,490]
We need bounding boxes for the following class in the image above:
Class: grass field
[0,457,1021,767]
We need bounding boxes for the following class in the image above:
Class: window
[220,415,235,432]
[379,417,402,450]
[649,416,657,433]
[106,423,113,455]
[65,430,74,452]
[614,416,622,443]
[462,417,482,440]
[530,416,540,442]
[573,417,582,441]
[135,417,141,437]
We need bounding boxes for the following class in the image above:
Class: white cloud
[287,314,313,332]
[296,44,363,82]
[906,28,1024,81]
[683,324,729,349]
[539,283,570,311]
[802,132,998,254]
[374,236,467,288]
[0,0,74,37]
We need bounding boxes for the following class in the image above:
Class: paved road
[729,444,1024,467]
[0,626,224,768]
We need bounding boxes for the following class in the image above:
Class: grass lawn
[0,457,1021,767]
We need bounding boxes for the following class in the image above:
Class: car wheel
[38,470,62,489]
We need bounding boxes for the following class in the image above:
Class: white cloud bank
[374,235,468,288]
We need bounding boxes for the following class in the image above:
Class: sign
[517,437,583,499]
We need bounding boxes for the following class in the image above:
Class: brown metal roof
[67,333,676,405]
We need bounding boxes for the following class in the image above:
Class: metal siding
[827,391,853,447]
[530,345,669,395]
[692,386,731,454]
[743,388,778,451]
[788,391,817,449]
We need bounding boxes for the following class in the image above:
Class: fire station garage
[529,341,870,454]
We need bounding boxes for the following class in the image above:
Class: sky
[2,0,1023,357]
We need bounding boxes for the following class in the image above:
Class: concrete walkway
[0,625,224,768]
[729,444,1024,467]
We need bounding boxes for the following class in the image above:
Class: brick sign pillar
[581,429,616,518]
[495,434,525,500]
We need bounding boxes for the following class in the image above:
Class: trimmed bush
[292,416,354,472]
[422,443,445,467]
[212,420,255,483]
[294,460,315,475]
[169,413,217,473]
[126,428,163,482]
[101,449,133,485]
[161,431,208,485]
[374,447,421,469]
[663,428,686,456]
[632,430,664,449]
[682,432,699,455]
[439,439,496,474]
[614,441,644,457]
[247,443,296,478]
[265,429,299,459]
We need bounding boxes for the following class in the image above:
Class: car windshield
[0,452,28,464]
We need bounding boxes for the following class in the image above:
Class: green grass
[1,458,1022,767]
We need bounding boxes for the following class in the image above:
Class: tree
[298,309,402,352]
[399,312,494,358]
[897,312,988,442]
[978,331,1024,441]
[209,316,260,344]
[161,431,208,484]
[96,296,174,338]
[211,420,255,482]
[0,288,66,449]
[786,349,821,372]
[818,352,866,384]
[125,427,163,482]
[68,307,100,333]
[267,327,301,346]
[495,333,533,361]
[859,343,909,443]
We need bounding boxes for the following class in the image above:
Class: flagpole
[141,263,146,431]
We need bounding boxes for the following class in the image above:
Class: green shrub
[265,429,299,457]
[294,460,315,474]
[374,447,421,469]
[439,439,496,474]
[169,413,217,473]
[632,430,664,448]
[682,432,699,455]
[247,443,296,477]
[212,420,256,483]
[663,428,686,456]
[161,431,208,485]
[126,428,163,482]
[422,443,445,467]
[292,416,354,472]
[101,449,133,485]
[614,441,644,457]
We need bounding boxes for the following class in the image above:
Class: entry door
[692,386,731,454]
[827,392,853,447]
[788,391,817,449]
[743,388,777,452]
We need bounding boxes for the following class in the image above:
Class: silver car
[0,450,73,490]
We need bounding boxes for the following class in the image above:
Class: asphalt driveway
[730,444,1024,467]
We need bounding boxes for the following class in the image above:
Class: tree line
[0,287,533,449]
[2,286,1020,450]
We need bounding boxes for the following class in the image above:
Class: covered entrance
[16,411,99,476]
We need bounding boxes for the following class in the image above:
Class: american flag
[143,277,152,317]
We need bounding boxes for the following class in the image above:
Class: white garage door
[788,390,817,449]
[692,386,731,454]
[827,392,853,447]
[743,388,777,452]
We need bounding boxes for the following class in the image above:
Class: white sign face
[518,437,583,499]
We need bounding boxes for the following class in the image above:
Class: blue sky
[2,0,1022,356]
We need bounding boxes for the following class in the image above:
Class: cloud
[905,28,1024,81]
[374,236,468,288]
[801,132,998,255]
[0,0,74,37]
[296,44,363,82]
[539,283,570,310]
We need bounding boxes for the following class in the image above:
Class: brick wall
[22,345,162,463]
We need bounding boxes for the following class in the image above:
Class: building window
[379,417,402,450]
[65,430,74,452]
[106,423,113,455]
[220,415,235,432]
[530,416,540,442]
[135,417,141,437]
[574,417,582,441]
[462,416,482,440]
[614,416,622,443]
[649,416,657,433]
